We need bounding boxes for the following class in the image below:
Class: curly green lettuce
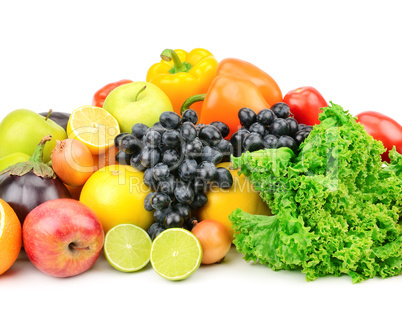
[230,103,402,283]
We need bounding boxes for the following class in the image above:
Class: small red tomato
[356,111,402,163]
[283,86,327,126]
[92,79,133,108]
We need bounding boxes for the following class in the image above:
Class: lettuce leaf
[230,102,402,283]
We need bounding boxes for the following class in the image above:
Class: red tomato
[356,111,402,163]
[92,79,133,108]
[283,86,327,126]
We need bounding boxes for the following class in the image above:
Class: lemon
[195,162,271,238]
[79,164,153,233]
[150,228,202,281]
[67,105,120,155]
[104,224,152,272]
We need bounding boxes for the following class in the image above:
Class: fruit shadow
[0,266,23,280]
[0,249,31,280]
[198,245,236,272]
[92,250,152,275]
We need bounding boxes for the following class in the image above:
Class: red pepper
[92,79,133,108]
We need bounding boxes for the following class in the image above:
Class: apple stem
[134,85,147,102]
[45,109,53,121]
[69,243,91,251]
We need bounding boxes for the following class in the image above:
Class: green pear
[0,109,67,162]
[103,81,173,133]
[0,152,30,172]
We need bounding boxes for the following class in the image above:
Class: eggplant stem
[0,135,56,178]
[40,135,52,145]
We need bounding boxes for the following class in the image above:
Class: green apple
[0,109,67,162]
[103,81,173,133]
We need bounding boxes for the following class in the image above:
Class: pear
[0,109,67,162]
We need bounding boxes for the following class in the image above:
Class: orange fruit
[195,162,271,239]
[67,105,120,155]
[0,199,22,275]
[79,164,153,233]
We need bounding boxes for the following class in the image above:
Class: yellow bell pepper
[146,48,218,115]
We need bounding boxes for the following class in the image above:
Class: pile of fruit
[0,48,401,282]
[115,109,235,240]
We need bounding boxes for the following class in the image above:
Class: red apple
[22,198,104,278]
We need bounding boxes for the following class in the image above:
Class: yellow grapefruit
[79,164,153,233]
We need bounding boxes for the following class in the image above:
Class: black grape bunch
[114,109,234,240]
[230,102,313,156]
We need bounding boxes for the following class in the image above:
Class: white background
[0,1,401,316]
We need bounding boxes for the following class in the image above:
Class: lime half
[150,228,202,281]
[104,224,152,272]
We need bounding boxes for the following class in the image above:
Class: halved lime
[150,228,203,281]
[104,224,152,272]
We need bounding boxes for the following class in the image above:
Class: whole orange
[79,164,153,233]
[0,199,22,275]
[195,162,271,238]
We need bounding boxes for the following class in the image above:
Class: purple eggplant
[0,135,71,224]
[39,110,70,131]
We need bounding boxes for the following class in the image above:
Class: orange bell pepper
[216,58,283,106]
[180,74,270,139]
[146,48,218,115]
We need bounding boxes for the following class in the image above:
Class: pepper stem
[160,49,192,74]
[45,109,53,121]
[180,94,206,114]
[134,86,147,101]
